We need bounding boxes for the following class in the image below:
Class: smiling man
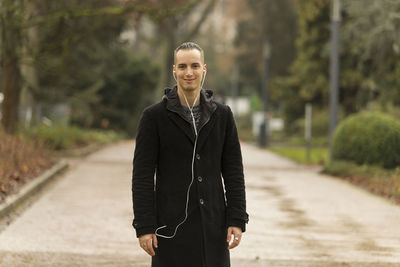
[132,42,249,267]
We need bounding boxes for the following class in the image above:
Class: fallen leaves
[0,130,53,202]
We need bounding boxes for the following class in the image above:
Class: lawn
[269,146,328,165]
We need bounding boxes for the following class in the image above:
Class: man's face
[173,49,206,92]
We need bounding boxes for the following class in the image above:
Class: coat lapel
[197,113,217,152]
[164,86,218,148]
[165,87,195,144]
[166,112,195,144]
[197,89,218,152]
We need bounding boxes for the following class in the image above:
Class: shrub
[26,124,88,150]
[25,124,124,150]
[332,112,400,169]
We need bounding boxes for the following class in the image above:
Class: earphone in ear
[201,69,207,88]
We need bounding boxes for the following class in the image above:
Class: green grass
[269,146,328,165]
[284,136,328,146]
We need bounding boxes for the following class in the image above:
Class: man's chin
[182,86,196,91]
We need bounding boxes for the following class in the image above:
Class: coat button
[199,199,204,205]
[198,176,203,182]
[196,154,200,160]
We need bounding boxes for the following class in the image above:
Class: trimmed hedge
[332,112,400,169]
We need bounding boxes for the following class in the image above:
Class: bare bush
[0,130,53,203]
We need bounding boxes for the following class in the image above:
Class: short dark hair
[174,42,204,64]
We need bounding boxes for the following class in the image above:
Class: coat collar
[163,86,218,147]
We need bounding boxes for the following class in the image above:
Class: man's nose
[185,68,193,75]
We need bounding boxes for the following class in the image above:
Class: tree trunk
[1,14,21,134]
[154,17,177,100]
[20,0,40,129]
[165,23,177,88]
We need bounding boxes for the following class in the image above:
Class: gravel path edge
[0,160,69,220]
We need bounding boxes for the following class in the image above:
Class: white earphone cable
[155,84,201,239]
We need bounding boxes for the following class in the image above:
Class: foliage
[341,0,400,108]
[332,112,400,169]
[278,0,400,137]
[234,0,297,97]
[1,0,199,134]
[93,49,159,135]
[30,0,126,126]
[25,124,124,150]
[278,0,331,130]
[20,0,162,134]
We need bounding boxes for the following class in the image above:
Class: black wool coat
[132,86,249,267]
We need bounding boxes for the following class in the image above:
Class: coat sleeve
[132,108,159,237]
[221,106,249,232]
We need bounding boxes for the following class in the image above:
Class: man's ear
[203,64,207,72]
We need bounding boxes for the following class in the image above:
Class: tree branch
[17,2,200,29]
[184,0,217,41]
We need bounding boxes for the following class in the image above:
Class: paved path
[230,144,400,266]
[0,141,400,266]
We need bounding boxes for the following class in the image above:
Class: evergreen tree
[278,0,331,132]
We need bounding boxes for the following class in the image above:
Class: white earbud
[173,71,177,82]
[201,69,207,89]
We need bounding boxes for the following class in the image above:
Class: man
[132,42,248,267]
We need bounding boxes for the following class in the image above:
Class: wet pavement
[0,141,400,266]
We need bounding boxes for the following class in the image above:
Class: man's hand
[139,234,158,256]
[227,226,242,249]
